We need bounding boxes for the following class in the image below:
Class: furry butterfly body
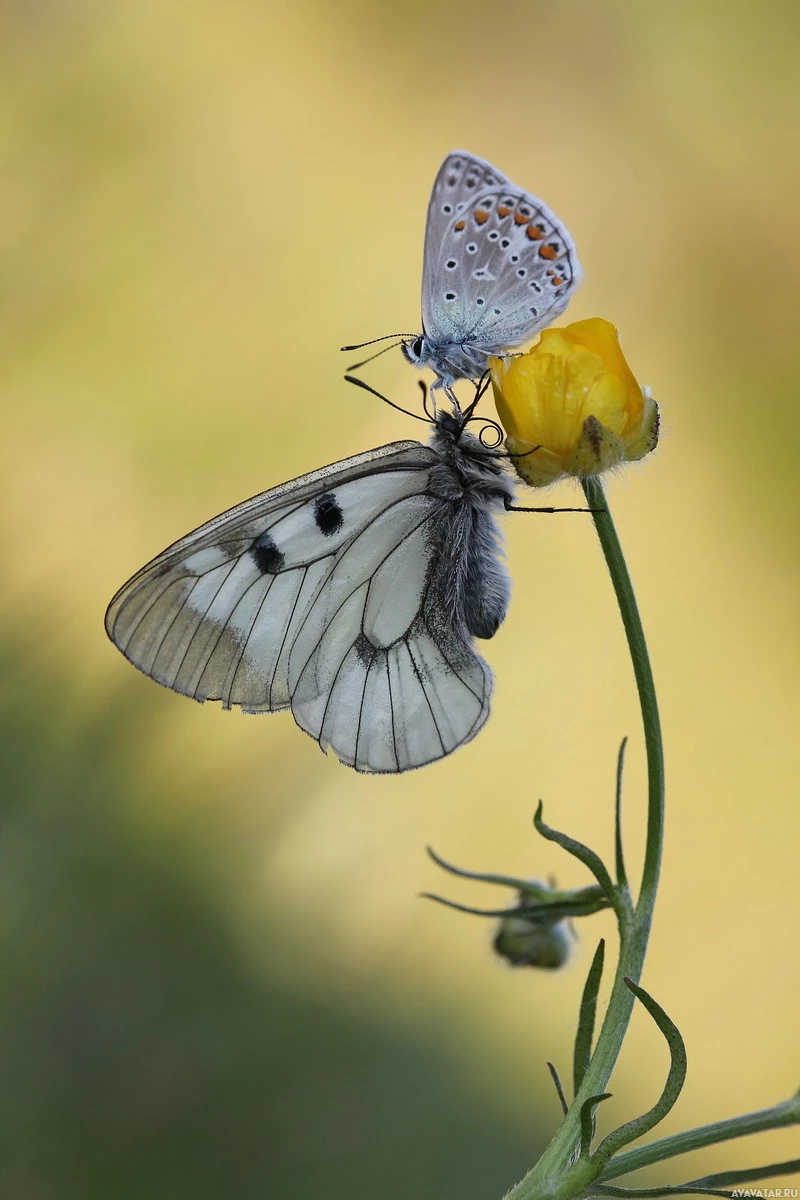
[105,411,515,773]
[401,150,582,392]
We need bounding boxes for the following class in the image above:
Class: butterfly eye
[411,337,423,358]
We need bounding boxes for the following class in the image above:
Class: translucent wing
[106,440,492,773]
[421,150,581,352]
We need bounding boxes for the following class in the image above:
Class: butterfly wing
[106,440,492,772]
[421,150,581,356]
[421,150,508,276]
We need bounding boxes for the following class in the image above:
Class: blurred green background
[2,1,799,1196]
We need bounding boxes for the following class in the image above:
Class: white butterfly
[107,402,548,773]
[346,151,582,400]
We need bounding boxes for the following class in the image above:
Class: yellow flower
[489,317,659,488]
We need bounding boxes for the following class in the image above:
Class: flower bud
[493,887,572,970]
[494,912,571,969]
[490,317,659,487]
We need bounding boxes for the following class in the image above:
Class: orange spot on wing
[552,275,565,286]
[525,223,545,240]
[539,243,559,260]
[513,212,528,225]
[474,208,489,225]
[454,219,466,231]
[497,205,511,218]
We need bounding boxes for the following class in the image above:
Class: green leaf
[580,1092,613,1156]
[614,737,629,890]
[420,893,539,919]
[594,978,687,1164]
[594,1185,733,1198]
[688,1158,800,1188]
[546,1061,569,1117]
[533,802,624,922]
[420,891,608,922]
[425,846,552,896]
[573,939,606,1097]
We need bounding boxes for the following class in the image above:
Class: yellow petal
[491,317,658,487]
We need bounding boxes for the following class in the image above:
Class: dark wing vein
[385,652,399,772]
[404,638,446,757]
[354,644,378,770]
[315,630,357,752]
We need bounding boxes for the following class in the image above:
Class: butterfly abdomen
[459,502,511,640]
[426,422,514,642]
[428,499,510,641]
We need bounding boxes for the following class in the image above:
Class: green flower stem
[581,477,666,912]
[506,478,666,1200]
[597,1095,800,1182]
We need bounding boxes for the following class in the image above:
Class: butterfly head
[401,334,426,368]
[434,408,464,440]
[402,334,492,391]
[429,392,510,479]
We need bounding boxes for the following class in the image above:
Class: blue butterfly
[403,150,582,395]
[346,150,582,399]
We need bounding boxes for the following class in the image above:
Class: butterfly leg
[504,498,605,515]
[433,380,470,417]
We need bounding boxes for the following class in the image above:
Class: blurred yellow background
[2,1,798,1196]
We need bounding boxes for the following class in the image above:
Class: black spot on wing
[314,491,344,536]
[354,631,375,666]
[250,533,285,575]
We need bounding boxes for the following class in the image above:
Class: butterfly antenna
[340,333,417,369]
[499,440,550,459]
[344,374,430,424]
[341,332,417,351]
[417,379,435,422]
[461,372,492,424]
[342,340,408,373]
[452,373,500,445]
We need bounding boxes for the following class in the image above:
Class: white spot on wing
[184,547,229,573]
